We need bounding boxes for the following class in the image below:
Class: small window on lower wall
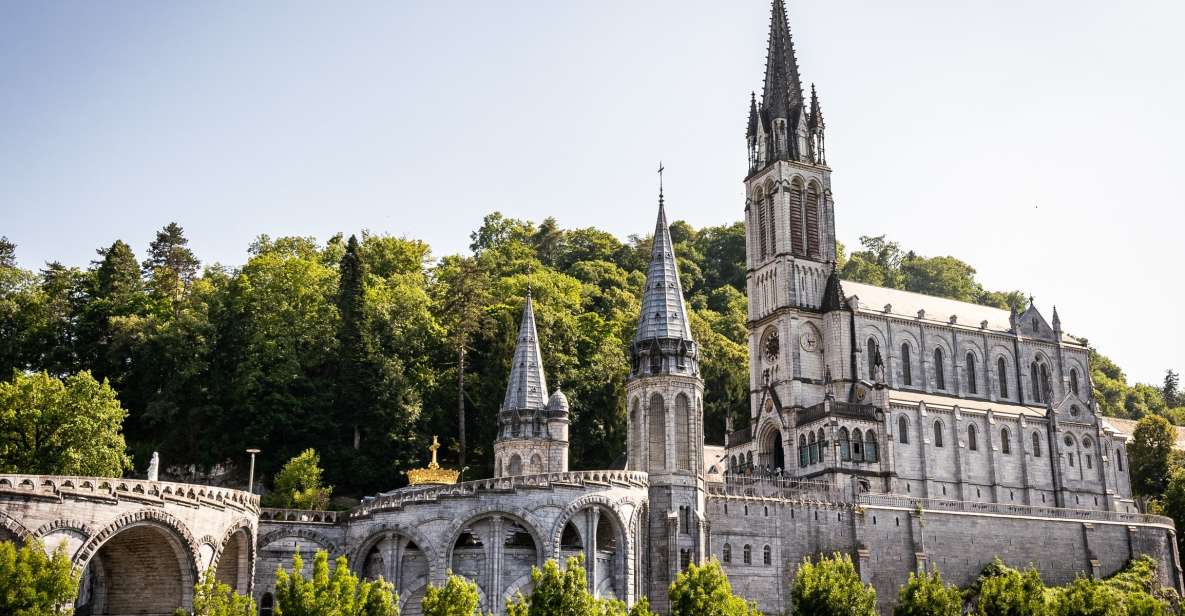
[763,545,772,565]
[723,543,732,563]
[743,545,752,564]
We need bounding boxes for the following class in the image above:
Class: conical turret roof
[502,293,548,412]
[635,195,693,343]
[761,0,805,121]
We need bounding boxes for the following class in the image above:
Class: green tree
[266,448,332,510]
[666,559,758,616]
[143,222,201,305]
[1161,468,1185,562]
[0,539,79,616]
[790,553,877,616]
[421,573,483,616]
[1163,370,1181,410]
[1129,415,1177,496]
[0,236,16,269]
[893,569,961,616]
[274,550,398,616]
[0,370,132,476]
[188,570,256,616]
[506,555,629,616]
[1051,576,1126,616]
[335,235,383,453]
[970,560,1050,616]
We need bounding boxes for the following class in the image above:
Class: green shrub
[791,552,877,616]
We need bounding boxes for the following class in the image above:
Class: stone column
[489,516,504,614]
[585,509,600,595]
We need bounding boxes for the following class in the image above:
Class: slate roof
[502,294,548,412]
[634,197,693,343]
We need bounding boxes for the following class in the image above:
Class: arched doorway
[358,533,430,616]
[557,505,626,601]
[215,528,251,595]
[759,427,785,472]
[75,523,197,615]
[450,515,539,614]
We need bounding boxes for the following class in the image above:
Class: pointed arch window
[798,434,808,467]
[805,181,821,258]
[901,344,913,386]
[1032,431,1042,457]
[1031,362,1041,403]
[755,188,768,260]
[1070,369,1080,397]
[788,179,805,255]
[743,545,752,565]
[898,416,909,444]
[765,190,777,257]
[723,543,732,563]
[865,430,879,462]
[839,427,851,461]
[807,432,818,465]
[998,357,1009,398]
[1117,449,1124,471]
[867,338,880,380]
[1041,364,1051,401]
[968,424,978,451]
[934,348,946,390]
[851,428,864,462]
[934,420,945,448]
[966,352,978,395]
[1001,428,1011,454]
[763,545,772,566]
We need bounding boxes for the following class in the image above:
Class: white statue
[147,452,160,482]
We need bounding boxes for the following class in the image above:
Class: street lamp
[246,449,261,494]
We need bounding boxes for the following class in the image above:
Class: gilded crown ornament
[406,436,459,486]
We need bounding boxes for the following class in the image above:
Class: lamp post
[246,448,261,494]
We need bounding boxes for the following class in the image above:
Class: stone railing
[350,470,648,520]
[709,475,841,501]
[858,493,1174,527]
[259,508,343,524]
[0,474,259,513]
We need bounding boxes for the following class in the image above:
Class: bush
[666,559,756,616]
[971,560,1050,616]
[422,573,483,616]
[266,448,333,510]
[182,571,256,616]
[894,569,961,616]
[274,549,397,616]
[791,553,877,616]
[506,555,630,616]
[0,539,79,615]
[1052,577,1125,616]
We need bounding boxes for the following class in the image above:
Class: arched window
[851,428,864,462]
[839,427,851,461]
[766,191,778,258]
[867,337,879,380]
[763,545,772,566]
[934,348,946,390]
[1001,428,1011,454]
[799,434,808,467]
[1070,369,1080,397]
[1041,364,1051,401]
[934,420,944,448]
[1117,449,1124,471]
[743,545,752,565]
[898,416,909,444]
[756,188,768,259]
[788,179,805,255]
[509,454,523,476]
[723,543,732,563]
[260,593,274,616]
[1030,362,1040,402]
[1032,431,1042,457]
[808,432,817,465]
[818,429,826,463]
[805,181,821,258]
[998,357,1009,398]
[901,344,913,386]
[648,393,666,470]
[968,424,978,451]
[967,352,978,394]
[675,394,691,471]
[865,430,879,462]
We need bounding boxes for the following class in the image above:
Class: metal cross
[657,161,664,193]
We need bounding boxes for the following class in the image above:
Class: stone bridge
[0,474,259,616]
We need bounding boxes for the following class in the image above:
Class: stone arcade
[0,1,1180,614]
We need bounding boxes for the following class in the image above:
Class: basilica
[0,2,1178,615]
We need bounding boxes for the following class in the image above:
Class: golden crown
[406,436,460,486]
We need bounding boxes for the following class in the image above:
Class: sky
[1,1,1182,385]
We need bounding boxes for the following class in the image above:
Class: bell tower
[626,184,705,612]
[744,0,839,429]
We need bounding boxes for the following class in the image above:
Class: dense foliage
[789,552,878,616]
[0,226,1178,497]
[0,539,79,616]
[0,370,132,477]
[666,559,757,616]
[893,569,961,616]
[421,574,486,616]
[504,555,646,616]
[274,549,398,616]
[264,449,333,510]
[961,557,1179,616]
[186,571,257,616]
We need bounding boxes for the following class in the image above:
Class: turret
[493,292,569,477]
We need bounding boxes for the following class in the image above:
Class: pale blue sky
[1,1,1182,385]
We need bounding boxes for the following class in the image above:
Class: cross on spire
[657,161,665,200]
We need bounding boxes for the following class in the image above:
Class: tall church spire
[502,292,548,412]
[761,0,805,121]
[635,195,692,344]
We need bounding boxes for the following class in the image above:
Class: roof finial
[657,160,665,205]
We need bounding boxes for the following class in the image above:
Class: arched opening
[864,430,879,462]
[788,179,805,255]
[966,352,978,394]
[508,454,523,476]
[648,394,666,471]
[901,344,913,385]
[968,424,978,452]
[260,593,274,616]
[529,454,543,474]
[760,427,785,471]
[674,394,691,471]
[1070,369,1080,397]
[76,522,197,616]
[1032,431,1042,457]
[898,416,909,444]
[805,181,821,257]
[866,337,879,380]
[839,427,851,461]
[998,357,1009,398]
[215,528,251,595]
[450,515,538,614]
[358,532,429,615]
[934,348,946,390]
[629,398,642,471]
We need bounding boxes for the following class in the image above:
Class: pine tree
[143,222,201,302]
[0,236,15,268]
[335,235,374,452]
[1164,370,1181,409]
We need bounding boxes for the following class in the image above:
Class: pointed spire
[635,193,693,343]
[746,91,759,139]
[809,83,825,130]
[820,266,846,312]
[502,292,549,412]
[761,0,805,121]
[1052,306,1061,331]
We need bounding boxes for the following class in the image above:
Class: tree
[1161,468,1185,561]
[1164,370,1181,410]
[335,235,382,452]
[663,559,758,616]
[1051,576,1126,616]
[1129,415,1177,496]
[143,222,201,303]
[893,569,961,616]
[0,539,79,615]
[266,449,332,510]
[0,370,132,477]
[970,560,1050,616]
[421,573,483,616]
[790,553,877,616]
[0,236,15,269]
[274,550,398,616]
[432,255,493,468]
[505,555,630,616]
[188,570,256,616]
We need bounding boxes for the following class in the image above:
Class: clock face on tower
[800,329,820,353]
[762,330,780,362]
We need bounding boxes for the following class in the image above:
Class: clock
[762,330,780,362]
[800,330,819,353]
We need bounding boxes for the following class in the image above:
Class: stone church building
[0,2,1178,615]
